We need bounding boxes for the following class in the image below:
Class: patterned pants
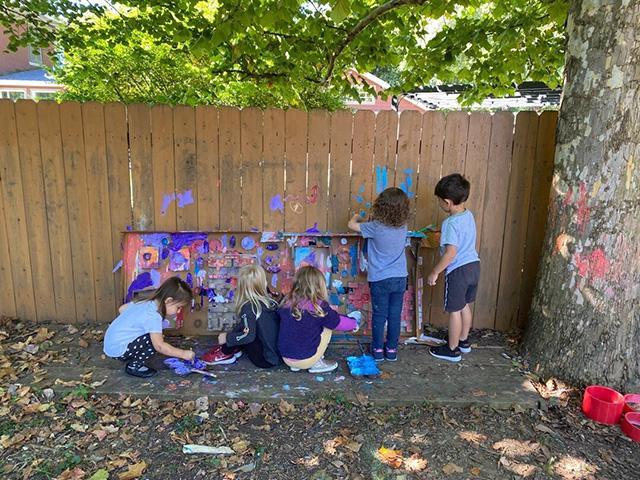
[117,334,156,368]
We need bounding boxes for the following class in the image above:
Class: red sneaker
[202,345,240,365]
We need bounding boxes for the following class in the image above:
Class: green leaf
[330,0,351,23]
[88,469,109,480]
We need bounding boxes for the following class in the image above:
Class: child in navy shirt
[428,174,481,363]
[278,266,358,374]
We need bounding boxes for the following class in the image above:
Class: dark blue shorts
[444,262,480,313]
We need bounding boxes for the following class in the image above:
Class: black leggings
[117,334,156,368]
[221,340,272,369]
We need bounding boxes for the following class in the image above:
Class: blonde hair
[235,265,276,318]
[285,266,328,320]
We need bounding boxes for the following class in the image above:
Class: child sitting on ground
[427,173,481,363]
[202,265,282,368]
[348,187,410,362]
[103,277,195,378]
[278,266,359,374]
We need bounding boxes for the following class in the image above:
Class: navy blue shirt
[277,301,340,360]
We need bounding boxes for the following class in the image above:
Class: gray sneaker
[308,358,338,373]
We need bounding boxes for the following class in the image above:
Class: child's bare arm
[428,245,457,285]
[149,332,194,361]
[347,214,362,232]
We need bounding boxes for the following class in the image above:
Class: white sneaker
[309,358,338,374]
[289,366,301,372]
[234,350,243,359]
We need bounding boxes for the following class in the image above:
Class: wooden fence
[0,100,557,331]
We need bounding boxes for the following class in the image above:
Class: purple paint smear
[126,272,153,302]
[141,233,168,248]
[177,190,195,208]
[171,232,208,251]
[159,189,195,215]
[270,194,284,213]
[305,223,320,233]
[112,259,123,273]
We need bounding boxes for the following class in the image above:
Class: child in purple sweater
[278,266,359,374]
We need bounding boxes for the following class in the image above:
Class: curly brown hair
[371,187,410,227]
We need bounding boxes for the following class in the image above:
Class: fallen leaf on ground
[79,339,89,348]
[534,423,555,435]
[403,454,427,472]
[376,447,403,469]
[355,392,369,407]
[470,466,481,476]
[93,429,107,441]
[442,463,463,474]
[118,461,147,480]
[58,467,86,480]
[279,399,295,415]
[88,469,109,480]
[90,379,107,388]
[234,463,256,473]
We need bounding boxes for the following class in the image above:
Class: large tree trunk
[523,0,639,391]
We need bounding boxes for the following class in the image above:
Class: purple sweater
[277,301,355,360]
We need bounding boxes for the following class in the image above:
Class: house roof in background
[402,82,561,111]
[0,68,55,82]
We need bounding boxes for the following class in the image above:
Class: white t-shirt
[103,301,163,357]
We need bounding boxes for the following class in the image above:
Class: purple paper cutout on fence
[271,273,278,288]
[270,194,284,213]
[126,272,153,302]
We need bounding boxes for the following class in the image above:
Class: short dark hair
[434,174,470,205]
[372,187,411,227]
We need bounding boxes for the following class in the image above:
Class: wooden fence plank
[474,112,515,329]
[195,106,220,230]
[174,105,198,230]
[350,110,375,220]
[218,107,242,230]
[395,110,422,227]
[82,102,116,322]
[284,109,308,232]
[128,104,154,230]
[60,102,96,322]
[519,111,558,327]
[415,112,445,331]
[104,103,132,308]
[0,100,37,321]
[373,110,397,196]
[0,169,16,317]
[462,113,492,322]
[14,100,56,322]
[495,112,539,331]
[262,109,285,232]
[240,108,264,231]
[415,112,445,230]
[430,111,470,328]
[328,111,353,232]
[151,105,177,231]
[307,110,330,231]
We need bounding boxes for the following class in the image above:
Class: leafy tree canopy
[1,0,568,108]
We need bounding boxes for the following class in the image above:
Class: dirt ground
[1,318,638,479]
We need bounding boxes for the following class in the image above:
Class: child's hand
[184,349,196,362]
[427,271,439,286]
[218,332,227,345]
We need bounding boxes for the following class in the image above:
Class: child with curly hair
[348,187,410,361]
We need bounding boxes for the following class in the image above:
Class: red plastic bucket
[582,385,624,425]
[623,394,640,415]
[621,412,640,442]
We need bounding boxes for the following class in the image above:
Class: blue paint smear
[271,273,278,288]
[358,184,366,194]
[171,232,208,251]
[329,293,342,306]
[354,194,364,204]
[399,170,416,199]
[365,202,371,208]
[112,259,123,273]
[176,190,194,208]
[359,210,366,218]
[161,247,170,260]
[306,223,320,233]
[349,244,358,277]
[331,255,339,273]
[375,165,388,194]
[126,272,153,302]
[186,272,194,288]
[150,269,161,287]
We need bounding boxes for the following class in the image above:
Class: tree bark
[523,0,640,391]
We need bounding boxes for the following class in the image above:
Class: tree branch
[322,0,427,84]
